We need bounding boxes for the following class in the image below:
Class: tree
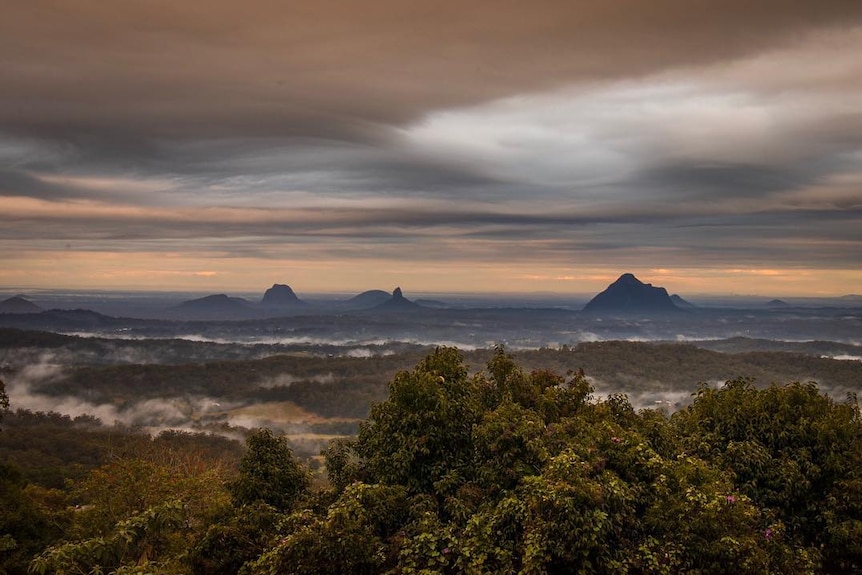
[0,463,66,575]
[187,430,308,575]
[243,483,412,575]
[0,379,8,431]
[73,452,230,539]
[187,502,281,575]
[323,438,362,493]
[30,501,187,575]
[34,436,233,575]
[472,398,548,493]
[229,429,310,512]
[673,378,862,572]
[355,347,481,497]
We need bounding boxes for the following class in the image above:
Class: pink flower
[611,437,621,444]
[765,528,773,540]
[443,547,450,554]
[725,495,736,503]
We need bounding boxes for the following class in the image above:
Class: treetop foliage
[3,347,861,574]
[228,428,310,512]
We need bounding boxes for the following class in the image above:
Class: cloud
[2,3,862,293]
[4,1,862,140]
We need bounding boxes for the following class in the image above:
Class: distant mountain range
[0,277,701,321]
[168,284,426,319]
[1,277,861,348]
[4,276,860,330]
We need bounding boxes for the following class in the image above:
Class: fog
[257,372,336,388]
[2,295,860,444]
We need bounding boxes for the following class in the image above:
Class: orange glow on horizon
[1,250,858,297]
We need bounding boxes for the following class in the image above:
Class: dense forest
[2,347,861,574]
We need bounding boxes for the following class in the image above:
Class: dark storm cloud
[0,169,74,200]
[636,162,819,199]
[3,0,862,203]
[0,167,141,202]
[4,0,862,146]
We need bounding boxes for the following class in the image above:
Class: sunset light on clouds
[1,1,861,295]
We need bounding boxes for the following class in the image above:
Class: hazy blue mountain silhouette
[179,294,250,310]
[346,289,392,309]
[261,284,305,307]
[372,287,421,312]
[583,273,678,314]
[0,295,43,314]
[173,294,256,319]
[670,294,695,308]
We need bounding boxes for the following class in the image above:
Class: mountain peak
[583,274,678,314]
[261,284,303,306]
[372,287,420,312]
[0,295,44,314]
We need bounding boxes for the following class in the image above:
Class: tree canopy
[5,347,862,574]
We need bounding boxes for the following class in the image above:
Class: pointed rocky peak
[583,273,679,314]
[372,287,420,312]
[615,273,641,285]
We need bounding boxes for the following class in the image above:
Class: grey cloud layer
[4,0,862,138]
[1,1,862,276]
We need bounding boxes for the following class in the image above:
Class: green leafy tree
[472,399,547,493]
[73,454,230,539]
[30,501,187,575]
[34,438,233,575]
[188,502,281,575]
[389,510,458,575]
[229,429,310,512]
[673,378,862,571]
[244,483,412,575]
[0,464,66,575]
[323,438,362,493]
[187,431,309,575]
[355,347,481,497]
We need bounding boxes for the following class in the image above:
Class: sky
[1,1,861,296]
